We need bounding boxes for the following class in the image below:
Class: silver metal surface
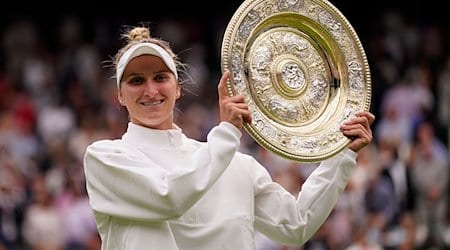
[221,0,371,162]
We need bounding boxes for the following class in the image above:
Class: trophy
[221,0,371,162]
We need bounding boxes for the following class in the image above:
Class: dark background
[2,0,448,121]
[2,0,446,44]
[2,0,447,72]
[2,0,446,50]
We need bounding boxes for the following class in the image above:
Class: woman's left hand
[340,111,375,152]
[217,70,252,130]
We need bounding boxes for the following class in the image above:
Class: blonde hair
[114,26,179,66]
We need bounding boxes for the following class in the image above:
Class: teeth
[141,100,163,106]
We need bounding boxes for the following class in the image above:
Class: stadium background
[1,0,449,249]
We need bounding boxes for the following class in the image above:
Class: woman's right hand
[218,70,252,130]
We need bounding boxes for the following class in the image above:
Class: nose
[143,80,158,96]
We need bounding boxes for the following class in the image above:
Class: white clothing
[84,121,356,250]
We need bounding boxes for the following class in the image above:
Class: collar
[122,122,186,149]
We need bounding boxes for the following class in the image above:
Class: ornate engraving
[221,0,371,162]
[281,62,305,89]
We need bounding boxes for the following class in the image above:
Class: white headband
[116,42,178,87]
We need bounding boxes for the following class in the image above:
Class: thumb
[218,70,231,101]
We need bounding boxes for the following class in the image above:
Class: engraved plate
[221,0,371,162]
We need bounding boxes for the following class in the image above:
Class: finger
[241,111,252,124]
[344,115,370,129]
[341,122,372,138]
[226,94,246,103]
[218,70,231,101]
[221,97,248,111]
[226,103,249,111]
[232,110,252,127]
[341,126,370,139]
[356,111,375,125]
[227,105,250,118]
[342,128,371,149]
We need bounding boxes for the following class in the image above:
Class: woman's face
[118,55,180,130]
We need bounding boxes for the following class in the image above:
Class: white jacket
[83,121,356,250]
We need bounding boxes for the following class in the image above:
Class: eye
[155,73,170,82]
[128,76,145,85]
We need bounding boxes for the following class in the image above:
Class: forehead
[124,55,169,72]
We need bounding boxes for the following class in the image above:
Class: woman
[83,25,375,250]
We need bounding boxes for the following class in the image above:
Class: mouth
[139,99,164,107]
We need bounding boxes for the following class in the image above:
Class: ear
[176,86,181,99]
[118,92,125,106]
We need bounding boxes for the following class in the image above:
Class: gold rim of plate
[221,0,371,162]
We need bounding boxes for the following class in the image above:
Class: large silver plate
[221,0,371,162]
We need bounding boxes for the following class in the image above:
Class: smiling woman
[118,54,181,130]
[82,23,374,250]
[109,29,180,132]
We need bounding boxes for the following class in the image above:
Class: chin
[144,120,172,130]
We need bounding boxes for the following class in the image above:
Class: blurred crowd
[0,3,449,250]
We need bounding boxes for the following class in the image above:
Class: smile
[140,100,164,106]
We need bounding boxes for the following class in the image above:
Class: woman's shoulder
[86,138,128,153]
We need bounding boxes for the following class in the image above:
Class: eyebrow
[131,68,171,75]
[123,69,172,80]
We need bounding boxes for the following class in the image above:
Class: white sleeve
[83,122,241,222]
[254,148,357,246]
